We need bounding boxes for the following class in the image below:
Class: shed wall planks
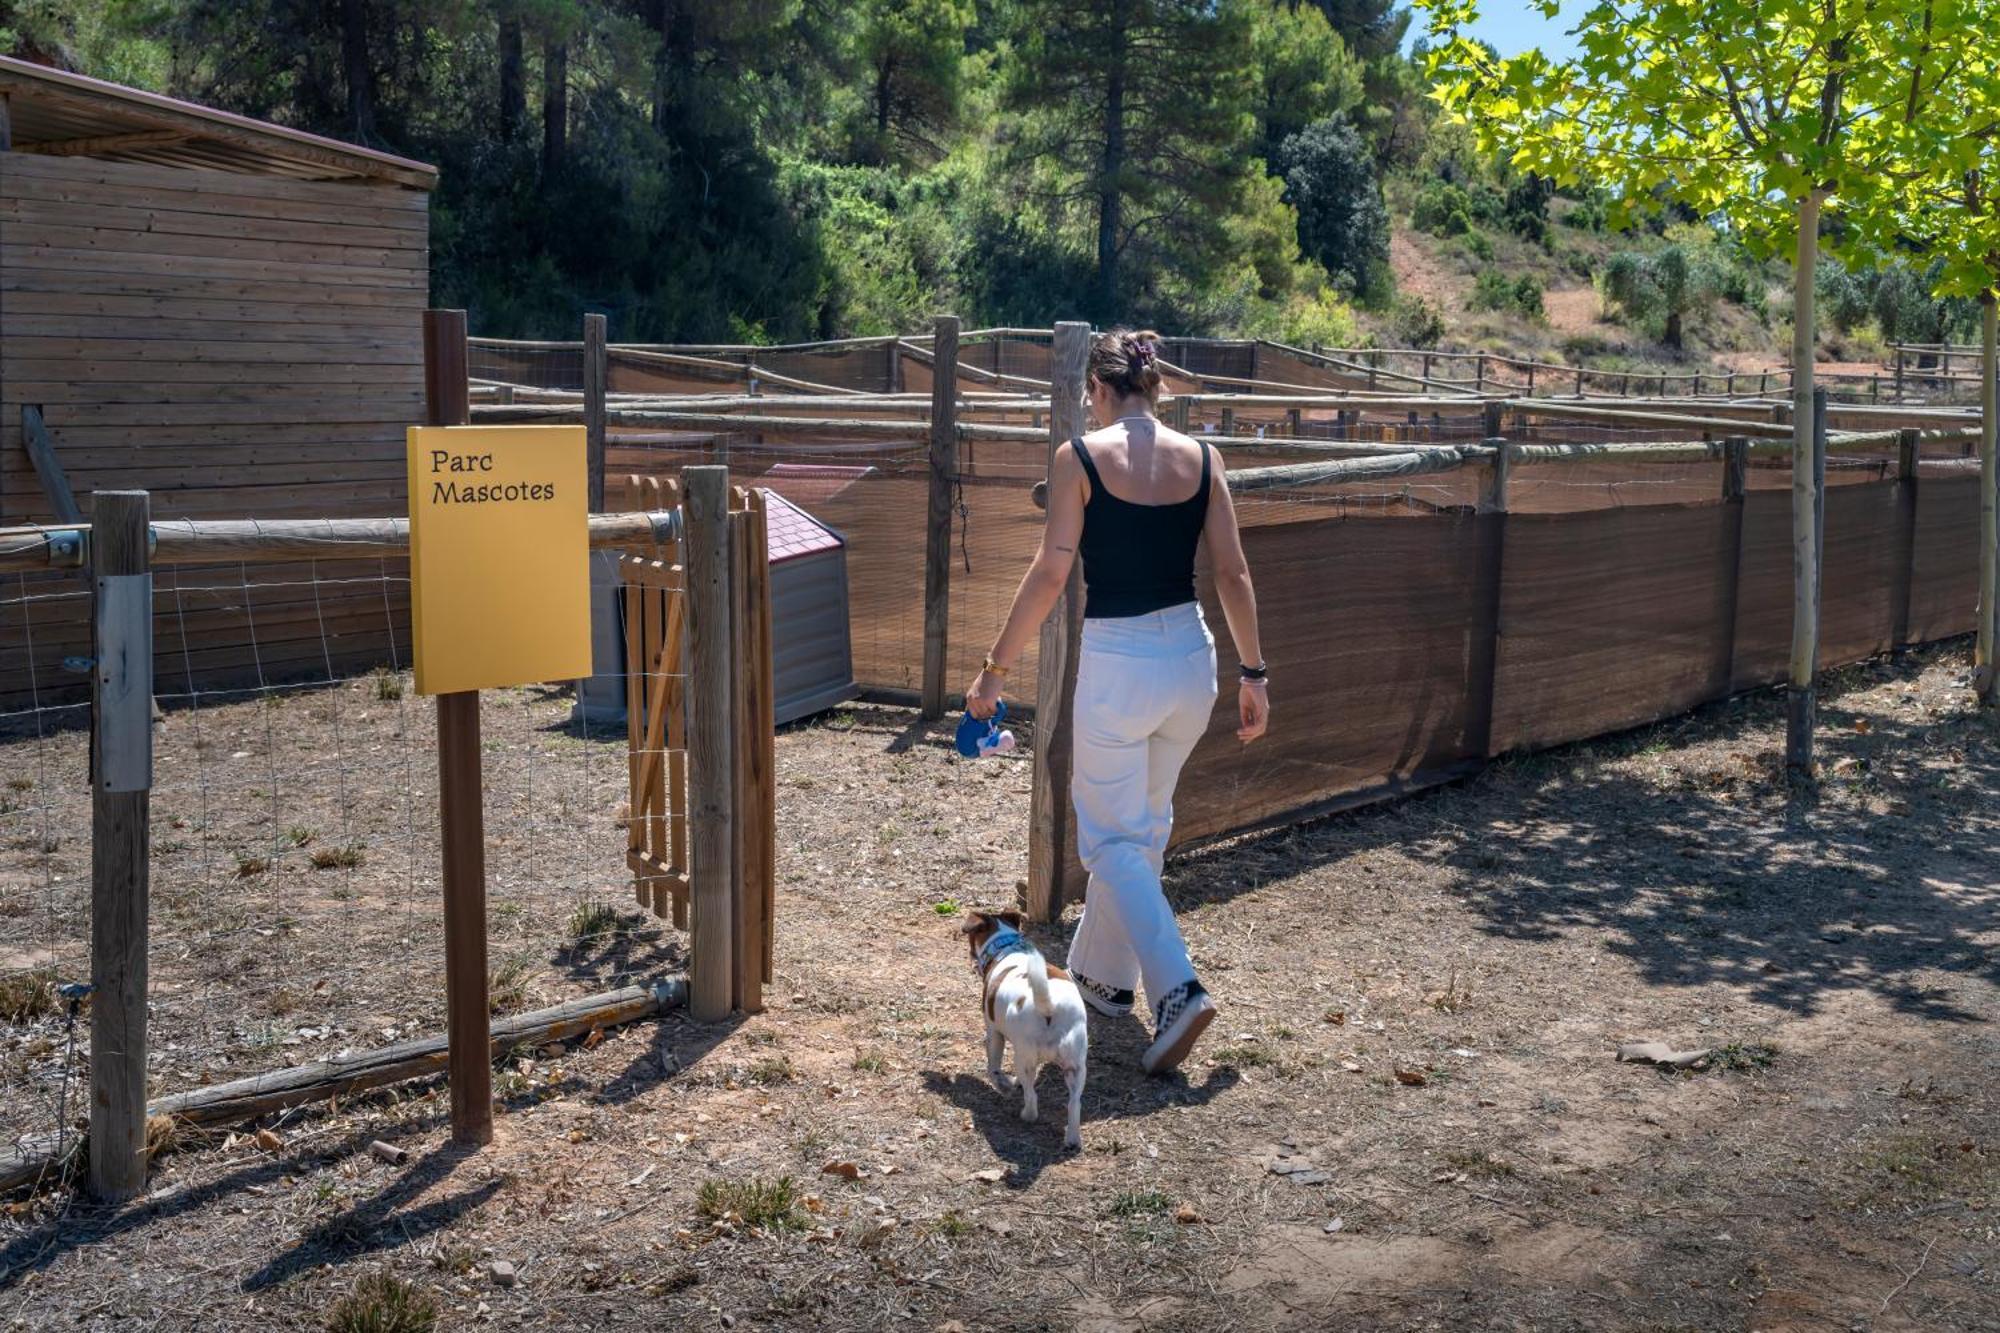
[1,154,427,708]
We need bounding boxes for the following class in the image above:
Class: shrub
[1461,229,1493,261]
[1471,271,1543,319]
[1502,173,1554,243]
[1276,114,1392,301]
[1411,178,1502,238]
[325,1273,439,1333]
[1386,296,1446,348]
[0,969,57,1023]
[696,1176,805,1231]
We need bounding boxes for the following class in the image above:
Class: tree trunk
[1786,190,1824,777]
[339,0,375,141]
[1664,308,1683,350]
[499,15,524,141]
[1978,292,1998,705]
[1095,0,1129,317]
[875,58,894,137]
[542,38,568,174]
[650,0,671,132]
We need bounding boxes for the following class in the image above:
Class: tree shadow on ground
[0,1116,451,1297]
[240,1139,499,1292]
[1161,644,1999,1024]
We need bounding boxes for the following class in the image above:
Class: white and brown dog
[961,909,1088,1149]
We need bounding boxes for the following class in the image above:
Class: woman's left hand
[966,670,1005,719]
[1237,679,1269,743]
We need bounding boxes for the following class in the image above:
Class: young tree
[1003,0,1259,317]
[1866,21,2000,706]
[1419,0,1967,776]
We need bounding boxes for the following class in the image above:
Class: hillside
[1362,185,1796,375]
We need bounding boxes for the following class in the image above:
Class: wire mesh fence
[0,552,673,1175]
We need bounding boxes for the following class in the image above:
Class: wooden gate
[621,473,775,1013]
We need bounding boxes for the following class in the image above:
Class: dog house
[763,490,856,724]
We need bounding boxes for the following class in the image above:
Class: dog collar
[976,927,1031,974]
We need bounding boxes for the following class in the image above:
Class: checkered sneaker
[1143,980,1216,1075]
[1072,972,1135,1018]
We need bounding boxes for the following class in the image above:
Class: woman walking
[967,329,1268,1074]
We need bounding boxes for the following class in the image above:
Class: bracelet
[981,656,1010,677]
[1239,662,1269,682]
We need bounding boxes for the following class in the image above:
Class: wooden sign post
[415,310,592,1145]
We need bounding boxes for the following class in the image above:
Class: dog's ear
[993,909,1025,930]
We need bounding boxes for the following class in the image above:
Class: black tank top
[1072,434,1212,620]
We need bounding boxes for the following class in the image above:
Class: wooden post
[887,338,904,394]
[1422,352,1434,385]
[921,316,960,719]
[1482,400,1505,441]
[89,490,151,1202]
[1170,394,1191,432]
[1895,350,1906,402]
[1813,386,1827,639]
[423,309,492,1147]
[584,313,607,513]
[1475,354,1486,393]
[1718,438,1749,692]
[1526,364,1536,397]
[1220,406,1235,437]
[684,466,736,1019]
[1892,429,1920,650]
[0,93,10,151]
[730,488,770,1014]
[1978,298,1999,705]
[1287,407,1302,436]
[1467,441,1510,760]
[1026,322,1091,922]
[1576,365,1586,396]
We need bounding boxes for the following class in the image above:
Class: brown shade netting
[1168,508,1489,847]
[1488,502,1736,754]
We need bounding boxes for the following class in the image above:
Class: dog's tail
[1023,952,1054,1022]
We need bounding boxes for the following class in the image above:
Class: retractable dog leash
[955,699,1016,758]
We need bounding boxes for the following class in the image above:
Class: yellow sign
[406,425,592,695]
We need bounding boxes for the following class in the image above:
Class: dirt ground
[2,641,1997,1332]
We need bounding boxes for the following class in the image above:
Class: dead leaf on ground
[967,1167,1004,1183]
[253,1128,283,1153]
[1173,1203,1200,1224]
[1394,1068,1428,1087]
[821,1160,862,1180]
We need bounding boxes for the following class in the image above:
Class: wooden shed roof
[0,54,436,191]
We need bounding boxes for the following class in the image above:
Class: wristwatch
[981,656,1010,677]
[1239,662,1269,682]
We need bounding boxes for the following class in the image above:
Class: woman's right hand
[1236,680,1269,744]
[966,669,1005,719]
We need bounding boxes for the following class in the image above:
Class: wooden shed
[0,56,436,710]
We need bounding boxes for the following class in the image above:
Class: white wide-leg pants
[1064,601,1218,1016]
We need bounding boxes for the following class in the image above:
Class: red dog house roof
[762,490,844,566]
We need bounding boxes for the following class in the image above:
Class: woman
[966,328,1268,1074]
